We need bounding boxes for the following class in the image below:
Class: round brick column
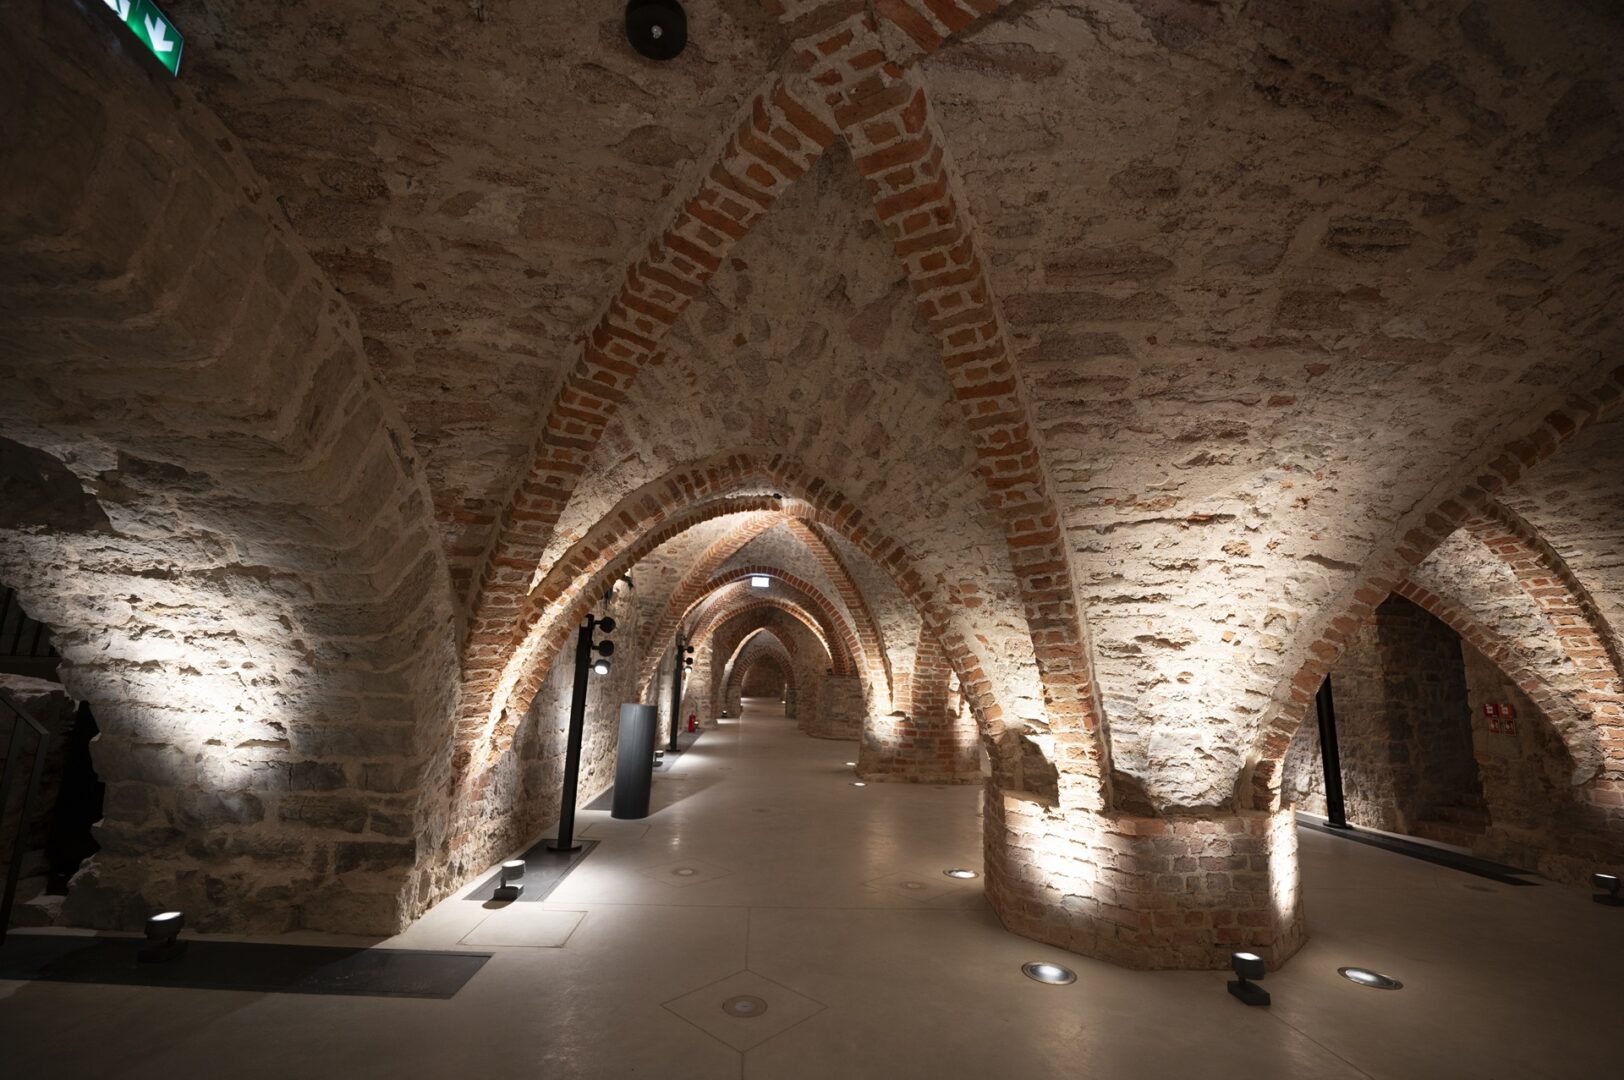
[984,788,1307,970]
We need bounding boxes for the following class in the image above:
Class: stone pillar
[984,789,1306,970]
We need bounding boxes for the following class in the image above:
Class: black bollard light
[139,911,186,963]
[549,614,615,853]
[494,860,526,901]
[1227,951,1270,1006]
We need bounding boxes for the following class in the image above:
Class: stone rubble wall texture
[1460,644,1624,883]
[4,0,1624,971]
[1283,598,1484,833]
[740,656,790,698]
[2,4,462,936]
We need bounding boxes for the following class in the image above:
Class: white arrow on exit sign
[93,0,184,76]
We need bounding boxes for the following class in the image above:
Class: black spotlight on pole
[549,613,615,853]
[1594,872,1623,906]
[139,911,186,963]
[494,860,526,901]
[626,0,686,61]
[1227,951,1271,1006]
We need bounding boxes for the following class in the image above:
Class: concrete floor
[2,699,1620,1078]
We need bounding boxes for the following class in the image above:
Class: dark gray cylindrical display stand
[612,703,658,819]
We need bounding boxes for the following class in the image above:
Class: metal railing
[1,688,52,945]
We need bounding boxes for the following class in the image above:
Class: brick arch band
[453,452,1021,786]
[1244,366,1624,811]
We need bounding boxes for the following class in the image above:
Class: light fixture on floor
[494,859,526,901]
[139,911,186,963]
[1021,961,1076,985]
[845,761,857,767]
[944,868,978,880]
[1339,967,1403,990]
[851,781,867,787]
[1593,873,1622,906]
[1227,952,1270,1006]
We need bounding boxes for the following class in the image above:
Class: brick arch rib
[460,452,1016,785]
[771,6,1111,811]
[459,3,1008,764]
[457,74,836,740]
[786,518,894,707]
[691,596,833,667]
[1390,580,1598,777]
[1245,366,1624,810]
[680,566,860,676]
[1464,500,1624,694]
[632,513,783,693]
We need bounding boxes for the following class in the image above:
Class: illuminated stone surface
[0,0,1620,986]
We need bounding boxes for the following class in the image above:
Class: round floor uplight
[944,868,979,880]
[1022,961,1077,985]
[722,995,768,1018]
[845,761,857,767]
[851,781,867,787]
[1338,966,1403,990]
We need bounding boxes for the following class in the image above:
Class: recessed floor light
[1338,967,1402,990]
[845,761,857,767]
[671,867,698,877]
[1022,961,1076,985]
[944,868,978,879]
[721,995,768,1018]
[851,781,867,787]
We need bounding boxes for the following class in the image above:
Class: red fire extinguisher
[687,713,698,733]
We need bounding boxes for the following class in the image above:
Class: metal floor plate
[464,837,598,903]
[0,934,490,998]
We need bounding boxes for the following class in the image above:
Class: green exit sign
[97,0,184,76]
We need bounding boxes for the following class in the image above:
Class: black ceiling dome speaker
[626,0,687,61]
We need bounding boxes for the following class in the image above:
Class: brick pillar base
[984,789,1306,970]
[859,711,979,783]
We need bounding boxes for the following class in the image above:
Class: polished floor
[2,699,1619,1078]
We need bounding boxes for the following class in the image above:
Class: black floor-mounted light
[139,911,186,963]
[1594,873,1622,906]
[1227,951,1270,1006]
[626,0,686,61]
[494,860,526,901]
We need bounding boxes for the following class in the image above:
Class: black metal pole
[548,617,594,853]
[1315,676,1350,829]
[668,631,684,752]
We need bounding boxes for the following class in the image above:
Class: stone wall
[2,3,460,936]
[1284,598,1482,833]
[1462,644,1624,883]
[448,590,645,879]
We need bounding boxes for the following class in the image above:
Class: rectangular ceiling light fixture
[750,575,770,589]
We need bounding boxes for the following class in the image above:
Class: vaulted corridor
[3,698,1619,1078]
[4,0,1624,1074]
